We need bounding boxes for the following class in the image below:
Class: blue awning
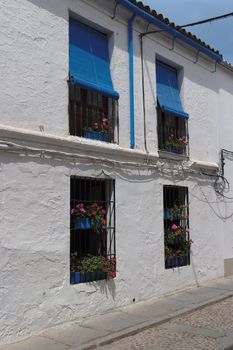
[156,61,189,119]
[69,18,119,99]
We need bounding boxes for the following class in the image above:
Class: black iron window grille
[163,186,191,269]
[70,177,116,284]
[69,84,118,143]
[157,106,189,156]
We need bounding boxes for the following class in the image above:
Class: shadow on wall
[99,279,116,300]
[27,0,68,20]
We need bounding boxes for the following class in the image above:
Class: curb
[71,291,233,350]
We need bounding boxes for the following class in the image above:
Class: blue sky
[142,0,233,63]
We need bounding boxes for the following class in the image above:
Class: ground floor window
[70,177,116,284]
[163,186,192,269]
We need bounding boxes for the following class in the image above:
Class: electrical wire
[179,12,233,29]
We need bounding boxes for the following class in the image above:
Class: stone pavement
[98,294,233,350]
[2,276,233,350]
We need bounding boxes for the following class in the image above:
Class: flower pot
[91,220,101,229]
[74,218,91,230]
[96,271,107,281]
[174,235,185,245]
[165,257,173,268]
[165,256,181,268]
[84,131,109,142]
[164,210,171,219]
[70,272,81,284]
[71,271,106,284]
[166,146,184,154]
[86,272,106,282]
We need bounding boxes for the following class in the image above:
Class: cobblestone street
[99,296,233,350]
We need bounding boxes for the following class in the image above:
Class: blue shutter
[69,18,119,99]
[156,61,189,119]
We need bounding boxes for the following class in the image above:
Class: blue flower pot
[70,272,81,284]
[165,258,173,268]
[84,131,109,142]
[74,218,91,230]
[70,271,106,284]
[165,256,181,268]
[164,210,171,219]
[166,146,183,154]
[174,236,184,245]
[91,220,101,229]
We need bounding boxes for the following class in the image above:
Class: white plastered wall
[217,66,233,262]
[0,0,231,344]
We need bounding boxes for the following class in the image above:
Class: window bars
[70,177,116,284]
[157,107,189,156]
[69,84,118,143]
[163,186,191,269]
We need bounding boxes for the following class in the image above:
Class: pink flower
[76,203,86,213]
[171,224,178,230]
[186,228,190,232]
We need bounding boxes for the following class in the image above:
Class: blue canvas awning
[69,18,119,99]
[156,61,189,119]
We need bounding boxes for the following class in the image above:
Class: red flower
[101,209,106,215]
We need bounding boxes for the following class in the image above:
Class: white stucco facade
[1,0,233,344]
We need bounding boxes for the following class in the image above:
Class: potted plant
[70,252,83,283]
[70,254,116,284]
[164,204,188,221]
[165,246,174,268]
[70,202,107,231]
[164,224,192,269]
[87,203,107,231]
[70,203,91,229]
[164,134,188,154]
[83,116,112,142]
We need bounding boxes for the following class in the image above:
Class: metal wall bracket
[145,22,150,32]
[112,1,119,19]
[169,36,176,51]
[194,50,200,63]
[212,60,218,73]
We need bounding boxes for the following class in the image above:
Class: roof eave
[118,0,223,62]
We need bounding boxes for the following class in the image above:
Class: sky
[142,0,233,63]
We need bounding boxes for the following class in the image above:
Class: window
[156,61,189,155]
[163,186,191,269]
[70,177,116,284]
[69,85,117,143]
[69,18,119,143]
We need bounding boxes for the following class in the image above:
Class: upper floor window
[156,61,189,156]
[69,18,119,143]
